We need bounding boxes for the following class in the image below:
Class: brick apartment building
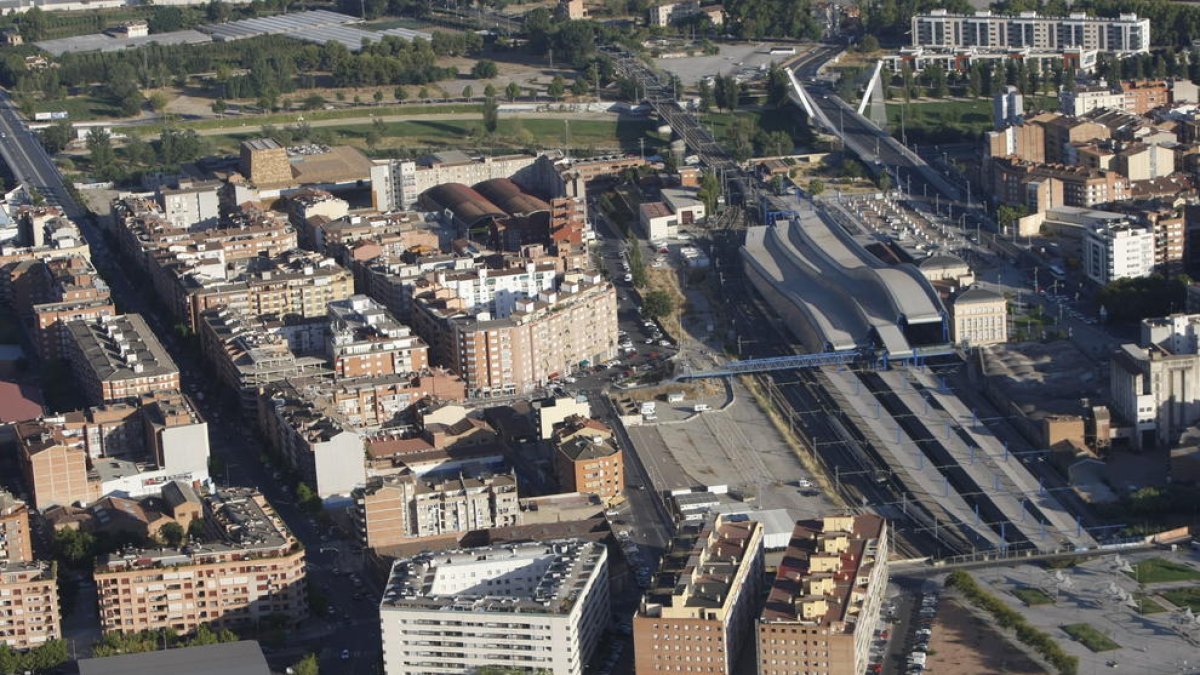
[0,562,61,650]
[94,488,307,635]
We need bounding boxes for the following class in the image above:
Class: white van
[693,404,710,412]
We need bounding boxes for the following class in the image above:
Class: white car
[623,274,633,282]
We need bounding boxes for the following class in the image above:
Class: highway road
[0,87,384,672]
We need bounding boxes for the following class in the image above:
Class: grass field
[33,95,121,122]
[1161,587,1200,612]
[1134,593,1169,614]
[1126,558,1200,584]
[1012,587,1055,607]
[885,98,992,142]
[204,117,663,156]
[1061,623,1120,652]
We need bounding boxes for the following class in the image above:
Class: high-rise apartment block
[0,562,61,650]
[1083,221,1154,285]
[94,488,307,634]
[912,10,1150,54]
[65,314,180,405]
[756,515,890,675]
[633,515,765,675]
[1112,314,1200,450]
[379,540,609,675]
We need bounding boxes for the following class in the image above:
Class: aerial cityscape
[2,0,1200,673]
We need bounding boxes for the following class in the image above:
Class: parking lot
[654,42,798,85]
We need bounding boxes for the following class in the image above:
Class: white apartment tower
[379,540,609,675]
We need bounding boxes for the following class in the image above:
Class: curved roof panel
[421,183,506,227]
[473,178,550,216]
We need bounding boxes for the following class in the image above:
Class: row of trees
[0,640,69,674]
[91,624,240,658]
[724,0,824,39]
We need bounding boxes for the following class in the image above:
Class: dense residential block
[93,488,307,634]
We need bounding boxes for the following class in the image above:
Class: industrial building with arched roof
[418,183,507,229]
[474,178,551,217]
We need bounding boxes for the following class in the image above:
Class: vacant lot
[925,598,1047,674]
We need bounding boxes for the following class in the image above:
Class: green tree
[697,79,713,113]
[808,178,825,196]
[642,290,675,319]
[373,89,384,105]
[211,98,227,117]
[160,522,185,548]
[418,86,430,100]
[996,203,1028,234]
[482,96,499,133]
[148,92,169,112]
[766,63,790,107]
[484,83,497,98]
[860,35,880,53]
[292,653,320,675]
[697,171,721,214]
[548,75,566,100]
[713,74,739,110]
[296,482,322,515]
[39,120,73,154]
[53,528,96,567]
[506,81,521,101]
[19,7,47,41]
[394,86,408,103]
[187,517,207,541]
[472,59,499,79]
[86,127,115,173]
[877,172,892,192]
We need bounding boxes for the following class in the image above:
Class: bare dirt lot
[925,598,1047,674]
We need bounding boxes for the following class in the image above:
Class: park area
[1060,623,1120,652]
[1125,558,1200,584]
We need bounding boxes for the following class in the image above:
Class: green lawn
[1126,558,1200,584]
[1012,587,1055,607]
[1133,593,1168,614]
[1161,587,1200,612]
[885,98,993,143]
[33,95,122,122]
[1061,624,1120,652]
[186,103,487,131]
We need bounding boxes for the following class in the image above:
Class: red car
[869,664,883,673]
[880,630,890,640]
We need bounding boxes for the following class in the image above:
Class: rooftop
[66,314,178,384]
[760,515,886,630]
[639,514,761,619]
[380,539,606,614]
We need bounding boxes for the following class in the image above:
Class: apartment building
[756,515,890,675]
[911,10,1150,54]
[992,159,1128,209]
[173,251,355,331]
[0,562,61,651]
[327,295,428,378]
[984,119,1046,165]
[280,371,466,433]
[633,515,765,675]
[0,207,90,305]
[16,417,102,510]
[412,272,618,397]
[552,416,624,506]
[1084,222,1154,284]
[307,210,439,263]
[1111,314,1200,450]
[287,190,350,249]
[359,253,479,321]
[198,307,329,410]
[1043,116,1110,164]
[65,314,180,405]
[94,488,307,634]
[156,180,220,230]
[353,471,520,549]
[8,253,115,361]
[379,540,609,675]
[950,287,1008,347]
[0,490,32,564]
[15,392,210,508]
[256,392,366,501]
